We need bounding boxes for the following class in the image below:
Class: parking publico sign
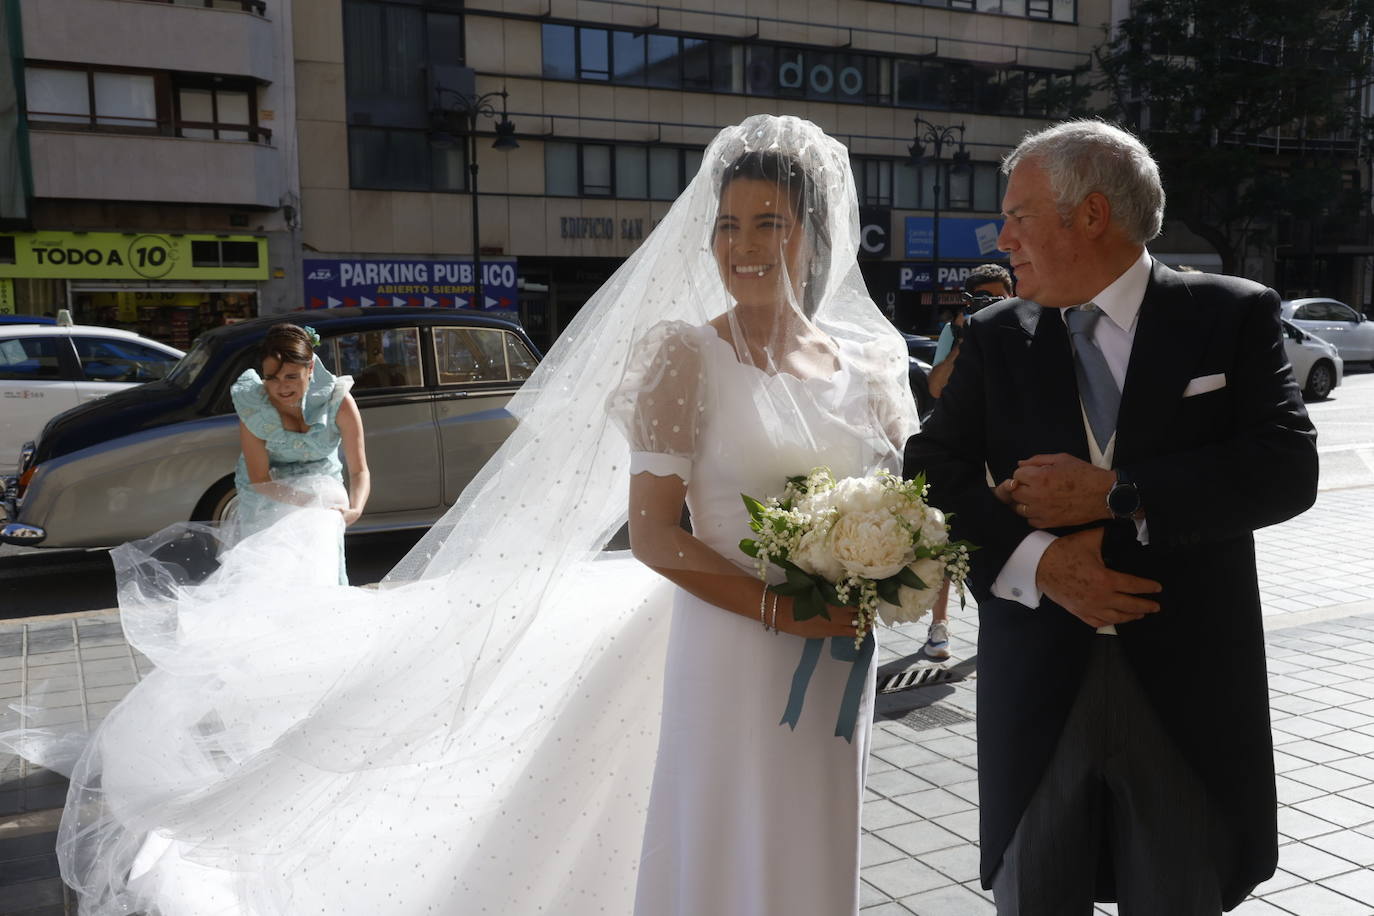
[303,258,519,311]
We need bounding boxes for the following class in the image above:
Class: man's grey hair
[1002,119,1165,244]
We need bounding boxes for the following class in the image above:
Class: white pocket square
[1183,373,1226,397]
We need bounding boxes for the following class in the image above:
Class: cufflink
[1012,587,1023,598]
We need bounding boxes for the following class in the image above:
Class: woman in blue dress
[229,323,369,583]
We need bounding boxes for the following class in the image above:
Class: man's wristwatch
[1107,469,1141,520]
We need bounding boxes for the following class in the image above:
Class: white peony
[791,522,845,582]
[830,475,902,515]
[919,506,949,547]
[875,558,946,625]
[828,509,914,580]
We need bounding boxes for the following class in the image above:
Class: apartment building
[295,0,1161,348]
[0,0,299,349]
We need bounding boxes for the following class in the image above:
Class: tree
[1095,0,1374,278]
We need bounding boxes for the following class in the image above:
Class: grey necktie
[1064,303,1120,453]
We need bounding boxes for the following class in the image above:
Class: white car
[0,321,183,475]
[1281,298,1374,366]
[1282,318,1343,401]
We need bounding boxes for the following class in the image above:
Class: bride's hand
[774,597,859,640]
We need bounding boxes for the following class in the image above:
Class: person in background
[921,263,1014,659]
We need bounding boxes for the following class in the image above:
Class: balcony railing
[148,0,266,14]
[26,111,272,143]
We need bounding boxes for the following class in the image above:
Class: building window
[348,127,466,192]
[871,157,1002,211]
[544,141,702,199]
[539,22,1077,118]
[176,82,258,140]
[25,66,161,132]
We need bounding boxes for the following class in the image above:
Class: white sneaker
[925,621,951,660]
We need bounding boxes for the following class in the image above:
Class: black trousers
[992,637,1230,916]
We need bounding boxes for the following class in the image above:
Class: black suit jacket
[905,261,1318,907]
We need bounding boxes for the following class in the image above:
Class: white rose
[919,506,949,547]
[828,509,914,580]
[791,523,845,582]
[875,558,946,625]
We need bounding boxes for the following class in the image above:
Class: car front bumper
[0,475,46,545]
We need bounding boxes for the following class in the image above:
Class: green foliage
[1094,0,1374,273]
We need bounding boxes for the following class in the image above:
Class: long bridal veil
[9,114,918,915]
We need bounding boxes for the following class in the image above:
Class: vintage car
[1,308,540,548]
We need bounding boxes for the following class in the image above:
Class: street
[3,366,1372,620]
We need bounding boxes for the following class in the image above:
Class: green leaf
[740,494,767,521]
[898,566,929,591]
[793,587,829,622]
[739,538,760,558]
[876,575,903,606]
[771,580,813,597]
[816,578,844,607]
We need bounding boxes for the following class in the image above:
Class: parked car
[0,314,57,325]
[1281,298,1374,366]
[1,308,541,548]
[0,321,183,476]
[1282,318,1343,401]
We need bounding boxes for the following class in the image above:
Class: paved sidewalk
[5,487,1374,914]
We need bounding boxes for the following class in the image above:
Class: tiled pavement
[5,488,1374,914]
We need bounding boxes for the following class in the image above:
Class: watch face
[1109,482,1139,518]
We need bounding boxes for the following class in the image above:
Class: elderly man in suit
[906,120,1318,914]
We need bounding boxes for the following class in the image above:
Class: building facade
[0,0,299,349]
[294,0,1126,349]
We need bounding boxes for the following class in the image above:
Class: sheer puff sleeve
[608,320,706,484]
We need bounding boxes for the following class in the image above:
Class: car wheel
[1304,361,1335,400]
[192,476,240,524]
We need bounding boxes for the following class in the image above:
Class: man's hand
[1010,453,1116,528]
[1036,528,1162,628]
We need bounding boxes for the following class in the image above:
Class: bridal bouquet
[741,468,973,646]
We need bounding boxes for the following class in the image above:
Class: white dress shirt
[991,248,1153,632]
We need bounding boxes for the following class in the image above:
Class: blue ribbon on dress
[779,631,876,744]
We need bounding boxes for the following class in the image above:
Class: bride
[21,115,919,915]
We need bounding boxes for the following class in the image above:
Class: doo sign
[304,258,519,311]
[747,47,871,102]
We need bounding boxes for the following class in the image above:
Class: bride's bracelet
[769,593,779,634]
[759,582,769,630]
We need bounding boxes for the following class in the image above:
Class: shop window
[191,240,261,269]
[72,337,179,383]
[324,328,423,391]
[0,237,14,265]
[25,66,161,132]
[0,337,62,381]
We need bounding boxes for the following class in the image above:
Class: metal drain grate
[877,665,960,693]
[894,704,977,731]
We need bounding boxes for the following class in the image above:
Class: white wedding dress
[11,115,920,916]
[43,320,893,916]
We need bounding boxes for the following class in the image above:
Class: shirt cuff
[991,531,1057,608]
[1135,517,1149,545]
[629,451,692,482]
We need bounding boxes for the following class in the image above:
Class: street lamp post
[908,118,970,317]
[432,84,518,310]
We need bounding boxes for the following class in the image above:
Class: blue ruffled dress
[229,356,354,584]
